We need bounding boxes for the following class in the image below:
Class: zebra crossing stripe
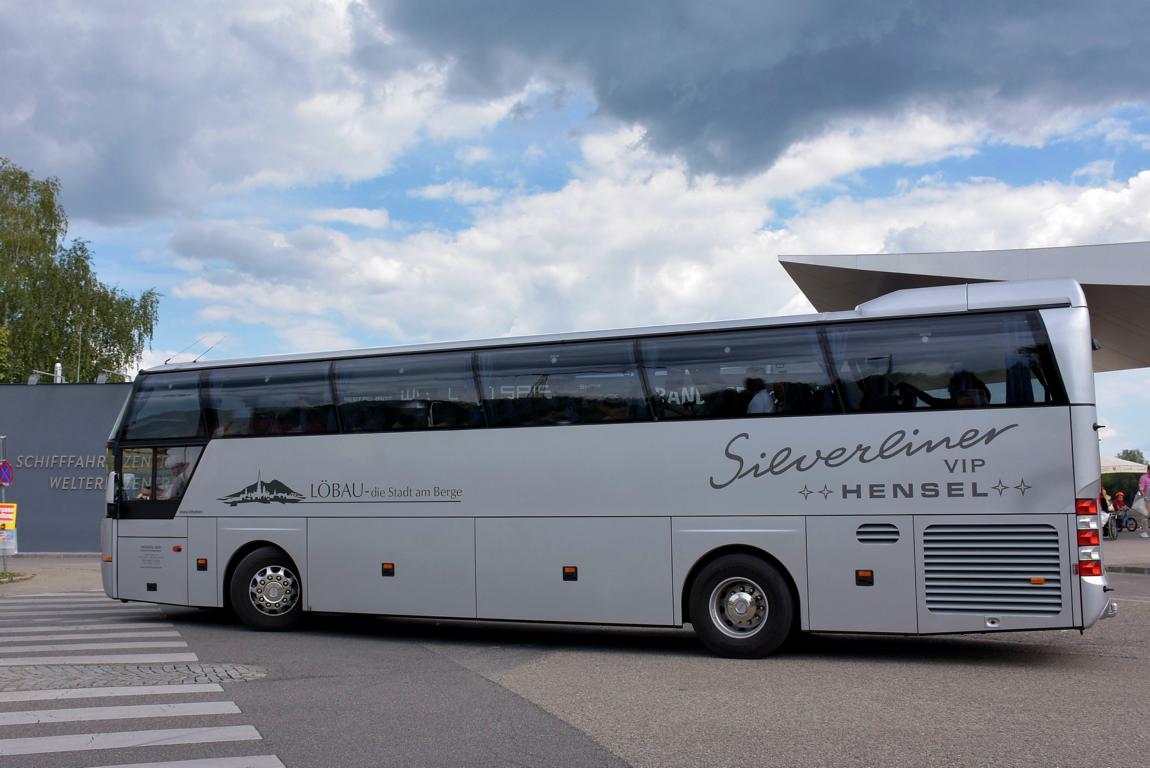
[89,756,285,768]
[0,590,103,597]
[0,683,223,703]
[0,725,262,756]
[0,608,158,618]
[0,602,138,610]
[0,630,181,643]
[0,617,165,626]
[0,596,117,604]
[0,640,188,653]
[0,652,198,666]
[0,623,174,634]
[0,700,240,726]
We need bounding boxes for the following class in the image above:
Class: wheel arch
[680,544,801,627]
[222,540,300,610]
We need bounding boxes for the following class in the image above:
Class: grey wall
[0,384,131,552]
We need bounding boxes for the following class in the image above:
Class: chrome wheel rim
[708,576,768,639]
[248,564,298,617]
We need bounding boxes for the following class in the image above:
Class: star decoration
[818,484,833,500]
[798,486,813,500]
[1014,478,1031,496]
[992,479,1008,496]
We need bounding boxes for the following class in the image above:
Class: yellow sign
[0,503,16,529]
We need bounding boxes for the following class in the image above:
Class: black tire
[229,547,302,631]
[688,554,794,659]
[1126,519,1139,533]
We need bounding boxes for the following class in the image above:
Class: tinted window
[205,362,336,436]
[478,341,649,426]
[639,327,834,419]
[825,311,1066,413]
[155,446,202,501]
[121,372,203,440]
[120,447,154,501]
[335,352,484,432]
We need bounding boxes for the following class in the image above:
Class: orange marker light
[102,555,113,563]
[172,545,183,553]
[1029,577,1046,585]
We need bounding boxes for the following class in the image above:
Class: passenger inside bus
[899,369,992,409]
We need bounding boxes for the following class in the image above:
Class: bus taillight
[1075,499,1097,516]
[1077,529,1100,546]
[1074,499,1103,577]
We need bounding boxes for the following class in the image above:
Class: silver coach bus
[101,278,1116,657]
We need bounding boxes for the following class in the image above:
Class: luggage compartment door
[806,516,918,633]
[307,517,476,619]
[117,537,188,604]
[476,517,673,625]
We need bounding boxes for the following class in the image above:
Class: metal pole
[1,434,6,575]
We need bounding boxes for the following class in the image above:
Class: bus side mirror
[106,472,118,505]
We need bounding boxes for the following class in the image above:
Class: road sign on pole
[0,460,12,488]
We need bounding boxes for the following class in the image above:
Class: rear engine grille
[857,522,900,544]
[923,524,1062,615]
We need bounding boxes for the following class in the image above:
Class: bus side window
[206,362,335,437]
[120,372,204,441]
[823,311,1067,413]
[477,341,649,427]
[639,326,831,420]
[334,351,483,433]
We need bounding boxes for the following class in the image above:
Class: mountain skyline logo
[218,472,305,506]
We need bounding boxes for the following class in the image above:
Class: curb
[1106,565,1150,575]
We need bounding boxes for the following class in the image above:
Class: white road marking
[0,608,158,618]
[0,616,166,626]
[0,623,174,634]
[0,683,223,703]
[0,590,104,597]
[0,701,240,726]
[0,630,181,643]
[0,602,138,611]
[0,640,188,654]
[0,596,117,604]
[0,725,262,756]
[0,652,198,666]
[89,756,286,768]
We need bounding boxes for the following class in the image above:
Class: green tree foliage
[1117,448,1147,465]
[0,157,159,383]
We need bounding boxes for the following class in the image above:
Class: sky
[1,0,1148,458]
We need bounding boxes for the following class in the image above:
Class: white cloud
[410,180,503,205]
[0,0,523,222]
[167,126,1150,369]
[455,145,494,165]
[309,208,391,229]
[1072,160,1115,185]
[752,112,984,199]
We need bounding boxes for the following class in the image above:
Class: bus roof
[147,277,1084,374]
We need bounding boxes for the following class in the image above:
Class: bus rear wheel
[229,547,302,631]
[689,555,793,658]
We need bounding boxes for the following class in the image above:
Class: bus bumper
[1080,574,1112,628]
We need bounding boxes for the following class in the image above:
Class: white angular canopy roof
[780,241,1150,372]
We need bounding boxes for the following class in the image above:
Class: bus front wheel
[689,555,793,658]
[229,547,302,631]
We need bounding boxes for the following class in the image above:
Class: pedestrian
[1135,465,1150,539]
[1100,488,1114,536]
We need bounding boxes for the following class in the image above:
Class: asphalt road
[7,574,1148,768]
